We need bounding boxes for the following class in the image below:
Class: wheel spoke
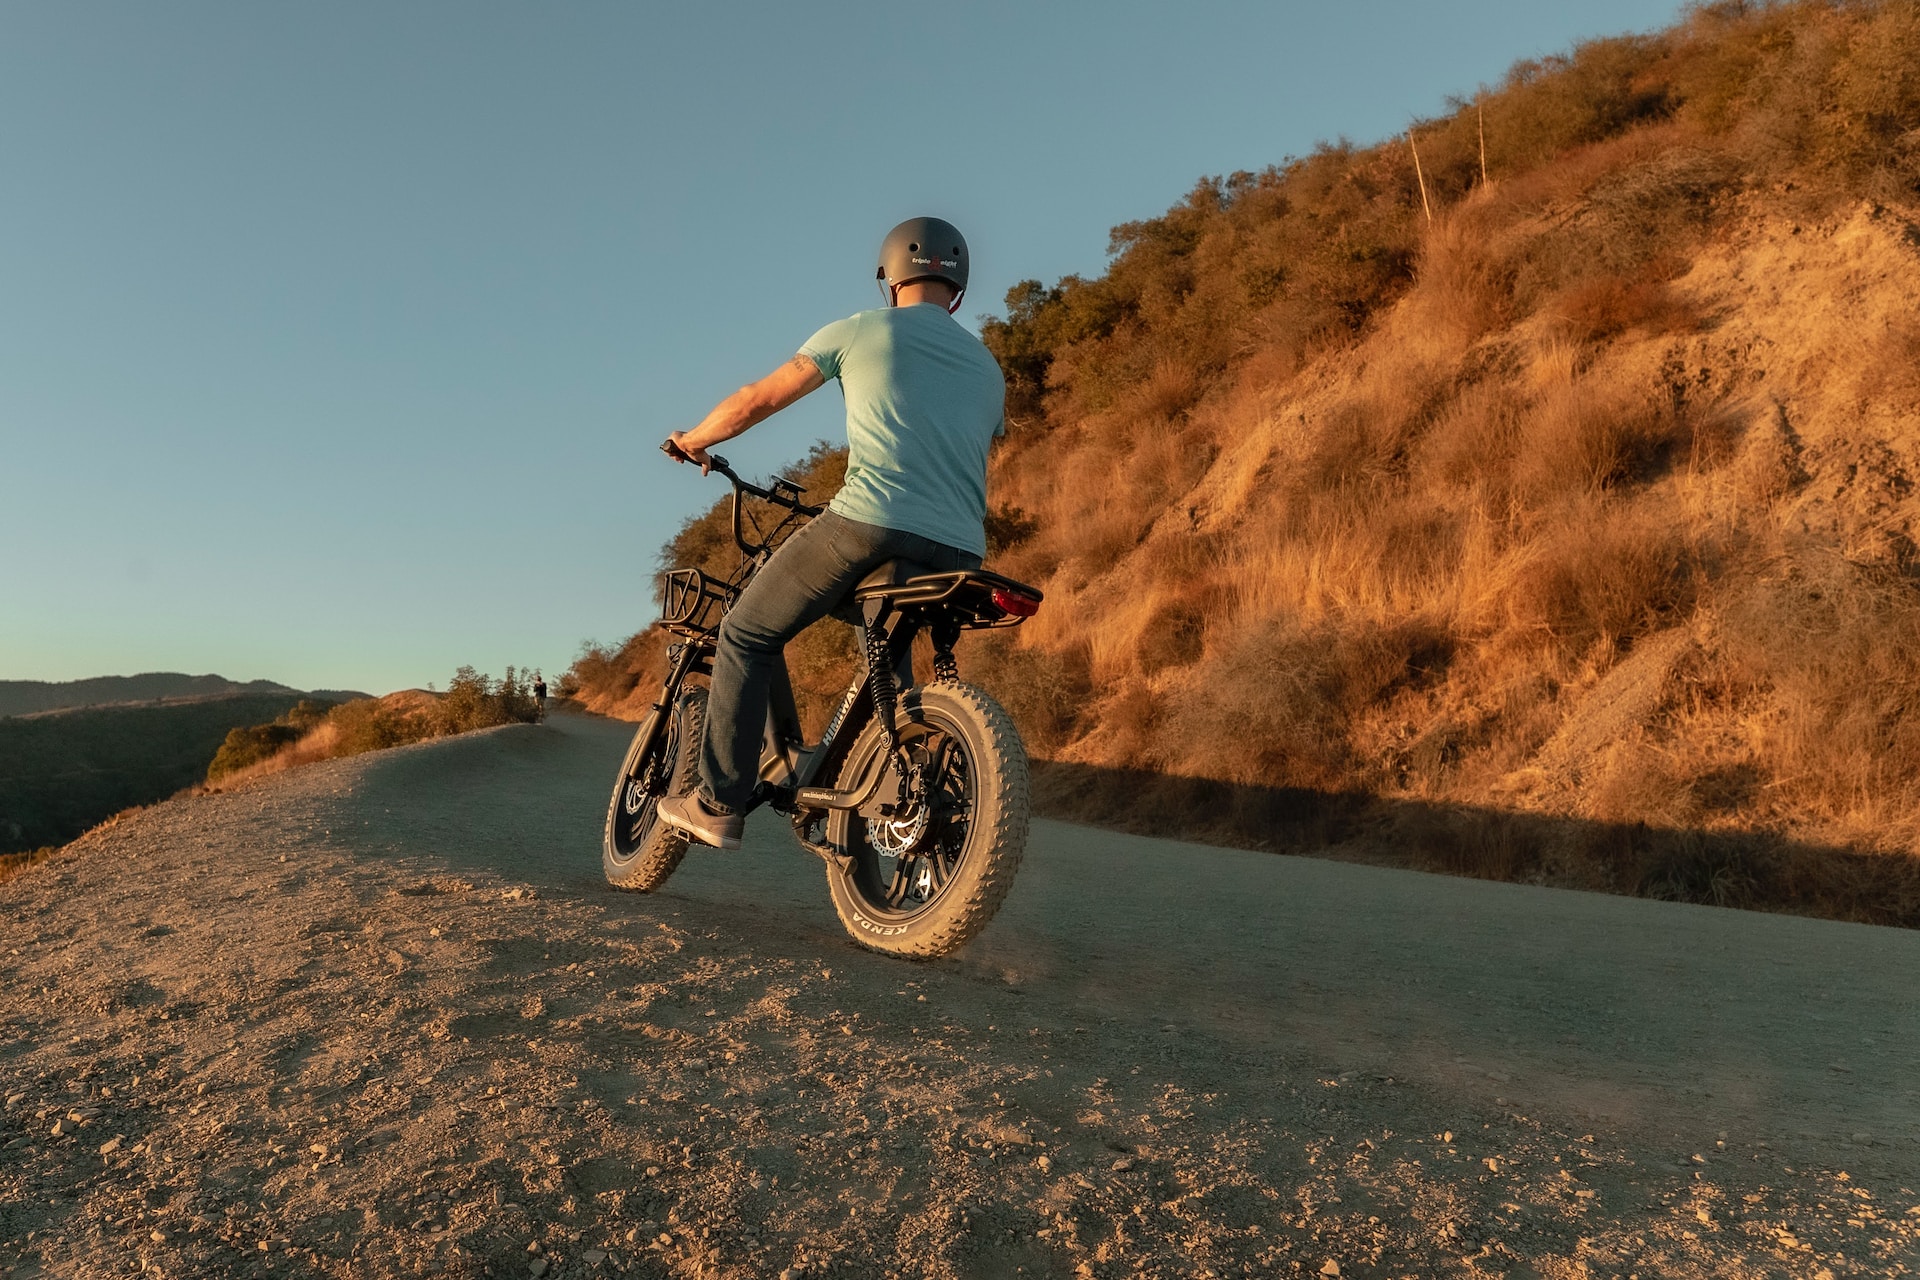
[883,855,911,907]
[852,714,975,919]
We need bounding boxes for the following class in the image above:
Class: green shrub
[437,665,539,734]
[329,697,434,756]
[206,700,334,781]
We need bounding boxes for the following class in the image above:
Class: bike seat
[831,560,937,626]
[855,560,939,593]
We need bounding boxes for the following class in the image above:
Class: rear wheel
[603,687,706,892]
[825,682,1028,958]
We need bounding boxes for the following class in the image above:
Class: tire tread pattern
[829,681,1029,959]
[602,690,704,893]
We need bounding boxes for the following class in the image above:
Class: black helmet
[876,216,969,305]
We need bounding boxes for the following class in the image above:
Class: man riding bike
[656,216,1007,851]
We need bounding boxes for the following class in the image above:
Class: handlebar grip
[659,439,730,472]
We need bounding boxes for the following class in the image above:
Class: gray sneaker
[656,792,743,850]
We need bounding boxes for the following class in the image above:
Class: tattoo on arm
[787,353,816,374]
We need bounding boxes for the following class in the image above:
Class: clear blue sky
[1,1,1686,695]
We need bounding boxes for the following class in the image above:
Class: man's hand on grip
[663,432,712,474]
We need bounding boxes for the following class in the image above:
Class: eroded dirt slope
[2,711,1916,1279]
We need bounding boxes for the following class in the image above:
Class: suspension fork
[628,639,708,785]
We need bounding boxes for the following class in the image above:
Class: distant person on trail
[533,675,547,722]
[656,216,1006,851]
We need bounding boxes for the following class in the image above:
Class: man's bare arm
[668,355,826,469]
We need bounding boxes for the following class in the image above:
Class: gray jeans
[700,510,981,812]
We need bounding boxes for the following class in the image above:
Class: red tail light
[991,587,1041,617]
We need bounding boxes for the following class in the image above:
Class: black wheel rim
[611,712,679,860]
[847,716,975,921]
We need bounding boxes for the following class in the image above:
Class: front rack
[657,568,738,638]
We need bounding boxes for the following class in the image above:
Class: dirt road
[2,710,1915,1278]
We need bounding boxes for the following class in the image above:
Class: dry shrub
[1828,0,1920,183]
[1417,380,1525,494]
[328,691,445,756]
[1354,500,1466,603]
[207,672,541,793]
[1512,374,1692,501]
[1134,596,1209,675]
[1409,206,1513,345]
[1599,824,1770,908]
[1126,357,1204,424]
[206,700,335,782]
[0,847,55,886]
[1028,441,1157,576]
[967,637,1092,755]
[1297,401,1403,492]
[1553,270,1703,342]
[1161,620,1353,789]
[1486,34,1677,172]
[1396,807,1544,883]
[1504,502,1697,653]
[1721,555,1920,846]
[1506,147,1739,312]
[1583,736,1697,827]
[568,630,666,715]
[205,719,346,789]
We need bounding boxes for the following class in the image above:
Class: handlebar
[661,439,822,515]
[661,437,823,559]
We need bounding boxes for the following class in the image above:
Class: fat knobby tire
[825,682,1029,959]
[602,688,705,892]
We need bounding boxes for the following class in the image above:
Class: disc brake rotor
[869,764,931,857]
[870,807,930,857]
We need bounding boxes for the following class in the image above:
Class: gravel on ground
[1,709,1915,1278]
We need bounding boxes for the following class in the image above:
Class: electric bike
[602,454,1043,958]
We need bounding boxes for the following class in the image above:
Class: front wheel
[825,682,1029,958]
[603,687,706,892]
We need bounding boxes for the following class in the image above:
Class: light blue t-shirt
[800,303,1006,557]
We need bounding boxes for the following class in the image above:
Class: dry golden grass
[978,190,1920,917]
[201,684,529,793]
[0,847,54,886]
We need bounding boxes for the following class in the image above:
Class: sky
[0,0,1689,695]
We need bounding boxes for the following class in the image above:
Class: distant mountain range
[0,673,369,719]
[0,674,372,854]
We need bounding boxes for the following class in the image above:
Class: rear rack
[852,569,1044,629]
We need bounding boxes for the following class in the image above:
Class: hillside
[572,0,1920,923]
[0,693,315,854]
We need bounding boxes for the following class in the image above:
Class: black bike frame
[636,449,1039,854]
[642,608,919,816]
[625,453,879,823]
